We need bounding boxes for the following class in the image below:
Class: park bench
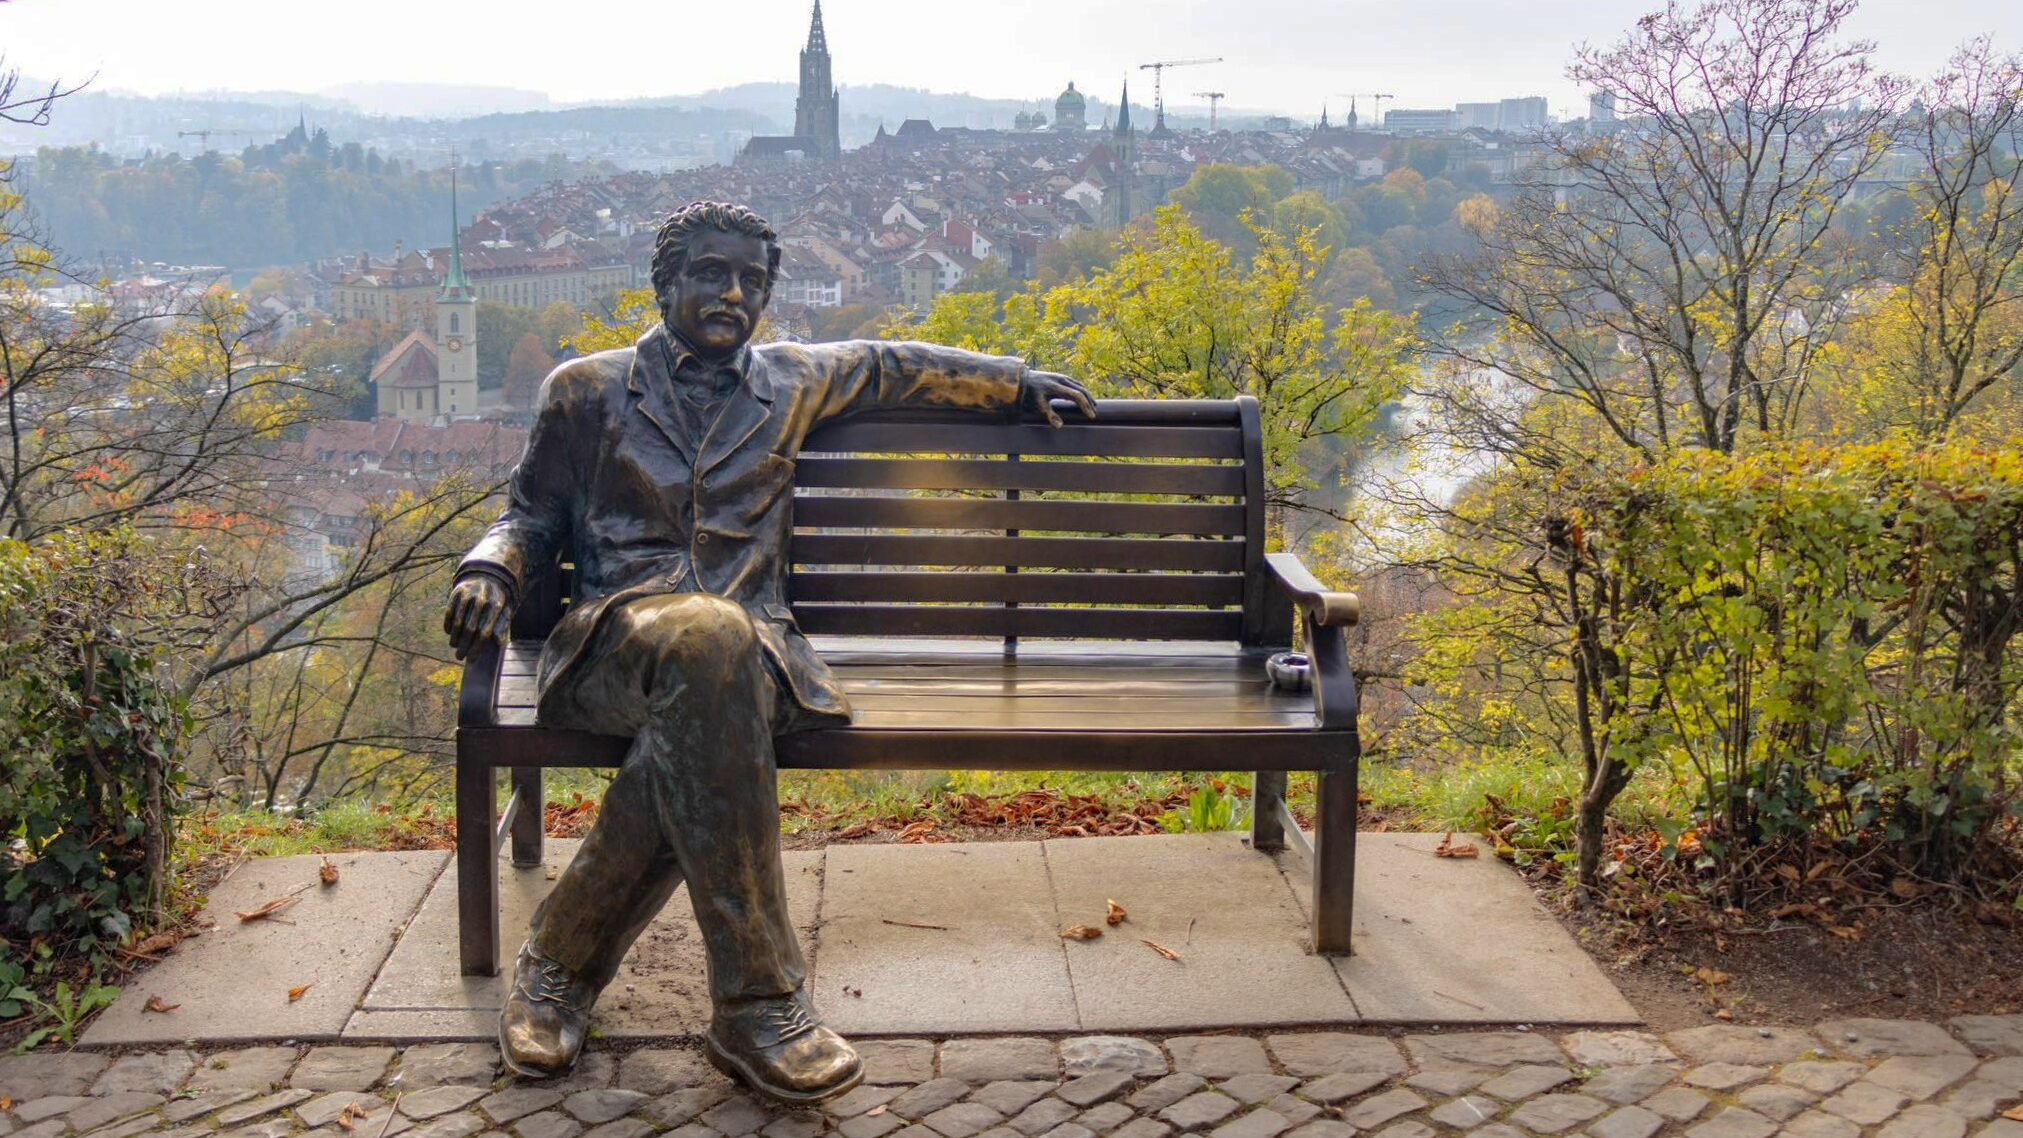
[454,396,1363,976]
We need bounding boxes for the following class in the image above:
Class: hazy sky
[5,0,2015,117]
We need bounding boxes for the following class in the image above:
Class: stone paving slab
[4,1023,2023,1138]
[811,842,1078,1035]
[354,842,822,1040]
[1294,833,1641,1025]
[83,852,448,1046]
[78,832,1638,1045]
[1043,834,1357,1031]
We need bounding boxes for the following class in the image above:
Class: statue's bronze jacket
[459,323,1027,726]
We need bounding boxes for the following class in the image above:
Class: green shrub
[1410,439,2023,895]
[0,531,201,988]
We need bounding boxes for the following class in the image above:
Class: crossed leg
[500,594,859,1101]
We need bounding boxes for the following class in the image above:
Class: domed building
[1054,82,1087,132]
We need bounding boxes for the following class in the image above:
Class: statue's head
[650,201,780,360]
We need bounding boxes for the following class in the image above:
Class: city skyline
[4,0,2013,123]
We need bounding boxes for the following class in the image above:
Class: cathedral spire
[440,159,472,301]
[806,0,827,53]
[794,0,840,159]
[1115,79,1131,136]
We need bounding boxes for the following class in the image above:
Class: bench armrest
[458,637,505,729]
[1265,553,1361,627]
[1264,553,1360,732]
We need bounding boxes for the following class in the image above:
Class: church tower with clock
[435,167,478,419]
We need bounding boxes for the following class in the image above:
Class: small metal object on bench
[455,396,1363,975]
[1266,652,1311,692]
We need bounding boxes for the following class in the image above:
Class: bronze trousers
[528,593,803,1007]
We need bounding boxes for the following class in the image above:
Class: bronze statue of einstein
[444,201,1094,1100]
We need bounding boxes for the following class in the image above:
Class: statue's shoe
[498,944,599,1079]
[706,992,863,1105]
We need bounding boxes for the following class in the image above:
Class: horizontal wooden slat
[465,724,1348,766]
[794,496,1245,536]
[494,663,1289,711]
[795,457,1246,497]
[841,675,1269,696]
[498,638,1284,677]
[813,638,1279,661]
[788,571,1244,607]
[801,421,1242,459]
[792,534,1244,572]
[790,605,1242,640]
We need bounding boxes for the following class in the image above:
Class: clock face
[446,336,463,353]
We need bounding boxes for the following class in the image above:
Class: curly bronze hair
[649,201,782,301]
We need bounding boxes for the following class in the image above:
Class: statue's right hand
[444,574,514,660]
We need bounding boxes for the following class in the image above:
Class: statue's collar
[635,323,771,402]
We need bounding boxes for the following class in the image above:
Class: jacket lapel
[626,325,697,467]
[698,351,777,475]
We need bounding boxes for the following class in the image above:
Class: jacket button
[696,532,712,544]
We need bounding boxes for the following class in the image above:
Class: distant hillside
[0,81,1286,166]
[324,82,556,118]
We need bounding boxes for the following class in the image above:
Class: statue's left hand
[1023,370,1097,427]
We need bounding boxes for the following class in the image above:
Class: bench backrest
[516,396,1288,648]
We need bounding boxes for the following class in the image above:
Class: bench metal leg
[1312,761,1357,955]
[1251,771,1287,851]
[510,767,544,868]
[457,757,500,977]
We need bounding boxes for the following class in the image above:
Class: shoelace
[520,952,585,1007]
[762,999,817,1042]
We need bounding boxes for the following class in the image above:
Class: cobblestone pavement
[3,1017,2022,1138]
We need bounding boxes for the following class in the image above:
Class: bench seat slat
[490,644,1316,733]
[462,725,1345,770]
[795,457,1245,496]
[496,639,1277,677]
[794,496,1246,536]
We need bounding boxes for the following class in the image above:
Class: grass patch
[178,799,456,862]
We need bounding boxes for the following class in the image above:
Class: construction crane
[1340,93,1394,129]
[176,129,264,152]
[1193,91,1227,132]
[1138,57,1222,132]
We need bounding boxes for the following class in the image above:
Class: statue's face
[665,228,771,359]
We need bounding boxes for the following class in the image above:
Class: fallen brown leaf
[319,857,340,887]
[1827,924,1863,941]
[0,1097,12,1113]
[897,820,935,843]
[1694,967,1733,986]
[128,930,184,957]
[2006,1104,2023,1123]
[1140,939,1181,961]
[1105,899,1127,926]
[835,822,877,840]
[1433,832,1479,859]
[1714,1008,1734,1021]
[235,885,308,922]
[1889,876,1921,900]
[288,984,312,1002]
[143,994,179,1014]
[1060,924,1103,940]
[1774,864,1801,883]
